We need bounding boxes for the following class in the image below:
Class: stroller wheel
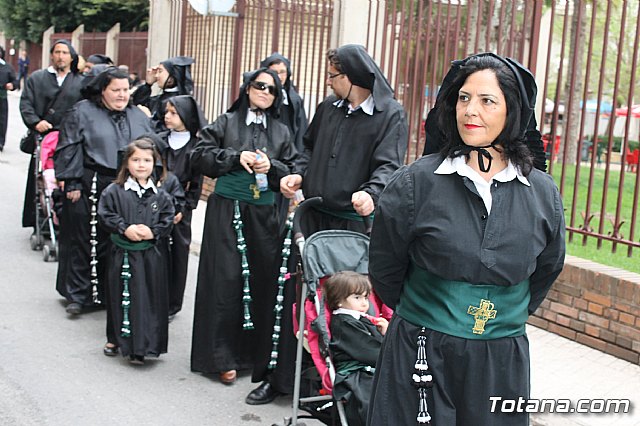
[30,233,43,251]
[42,244,51,262]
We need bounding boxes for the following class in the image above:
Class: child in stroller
[40,131,61,226]
[324,271,388,426]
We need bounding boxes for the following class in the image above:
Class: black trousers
[0,97,8,147]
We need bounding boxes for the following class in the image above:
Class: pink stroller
[285,198,392,426]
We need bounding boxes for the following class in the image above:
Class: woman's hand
[252,149,271,174]
[375,317,389,336]
[66,190,81,203]
[173,212,183,224]
[352,190,374,216]
[240,151,257,173]
[280,174,302,198]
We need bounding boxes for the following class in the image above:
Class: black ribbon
[451,142,498,173]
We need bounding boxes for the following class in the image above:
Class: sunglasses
[249,81,277,96]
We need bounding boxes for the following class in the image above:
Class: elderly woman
[190,68,296,386]
[368,53,566,425]
[54,67,153,323]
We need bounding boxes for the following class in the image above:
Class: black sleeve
[267,125,298,191]
[53,106,84,192]
[369,166,414,309]
[190,115,242,178]
[151,192,176,240]
[131,83,152,108]
[19,73,42,129]
[330,317,382,367]
[97,184,129,235]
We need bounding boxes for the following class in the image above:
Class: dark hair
[115,138,165,185]
[324,271,371,311]
[436,55,533,175]
[326,48,342,73]
[83,67,131,106]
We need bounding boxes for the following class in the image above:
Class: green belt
[110,233,154,251]
[314,205,374,222]
[397,263,530,340]
[336,360,375,376]
[215,170,274,205]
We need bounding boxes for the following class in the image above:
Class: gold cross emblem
[467,299,497,335]
[249,184,261,199]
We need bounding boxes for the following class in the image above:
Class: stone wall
[529,255,640,364]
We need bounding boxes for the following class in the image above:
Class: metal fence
[173,0,639,254]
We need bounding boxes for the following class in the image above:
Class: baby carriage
[29,131,60,262]
[283,197,391,426]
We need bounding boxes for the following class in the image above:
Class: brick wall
[529,255,640,364]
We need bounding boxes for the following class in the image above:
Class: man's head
[50,40,78,74]
[326,48,351,100]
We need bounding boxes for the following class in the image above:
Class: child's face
[164,104,186,131]
[127,148,155,182]
[340,292,370,313]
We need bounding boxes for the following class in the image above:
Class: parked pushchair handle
[293,196,323,245]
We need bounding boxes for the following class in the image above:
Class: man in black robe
[19,40,84,229]
[0,46,18,152]
[244,44,408,405]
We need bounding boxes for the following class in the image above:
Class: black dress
[97,181,175,358]
[54,101,153,306]
[329,313,382,426]
[189,111,296,379]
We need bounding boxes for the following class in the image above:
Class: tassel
[89,173,101,305]
[268,211,294,370]
[120,251,132,337]
[233,200,254,330]
[412,327,433,425]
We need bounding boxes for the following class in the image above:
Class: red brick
[556,292,574,306]
[573,298,588,310]
[600,329,617,344]
[542,309,556,322]
[554,281,582,297]
[636,317,640,328]
[569,318,585,333]
[614,281,635,302]
[556,314,571,327]
[609,321,640,341]
[604,308,619,321]
[527,316,548,330]
[539,299,551,309]
[619,312,636,326]
[576,333,607,352]
[548,323,576,341]
[584,324,600,338]
[587,302,604,315]
[605,343,640,364]
[613,302,640,316]
[615,336,633,350]
[550,302,579,319]
[578,311,610,328]
[547,289,559,302]
[583,291,612,307]
[581,270,597,290]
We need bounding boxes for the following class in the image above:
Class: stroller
[29,131,60,262]
[284,198,391,426]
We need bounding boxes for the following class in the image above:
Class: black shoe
[103,344,118,357]
[66,302,82,315]
[245,381,282,405]
[129,355,145,365]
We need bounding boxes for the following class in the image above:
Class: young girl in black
[98,138,175,364]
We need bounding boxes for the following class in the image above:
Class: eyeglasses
[249,81,277,96]
[327,71,345,80]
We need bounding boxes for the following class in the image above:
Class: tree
[0,0,149,43]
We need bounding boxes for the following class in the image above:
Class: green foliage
[0,0,148,43]
[551,164,640,272]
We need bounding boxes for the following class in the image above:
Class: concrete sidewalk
[189,200,640,426]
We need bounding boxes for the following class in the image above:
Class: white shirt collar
[164,86,179,93]
[434,156,530,186]
[332,94,375,116]
[246,108,267,128]
[124,176,158,198]
[0,59,5,66]
[332,307,364,320]
[168,130,191,150]
[281,88,289,105]
[47,66,68,87]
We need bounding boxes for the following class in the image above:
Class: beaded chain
[268,211,294,370]
[120,251,132,337]
[89,173,101,304]
[413,327,433,424]
[233,200,254,330]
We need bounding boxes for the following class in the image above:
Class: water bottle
[254,153,268,191]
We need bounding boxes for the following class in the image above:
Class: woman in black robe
[190,68,296,385]
[98,138,175,363]
[54,67,153,319]
[368,53,566,425]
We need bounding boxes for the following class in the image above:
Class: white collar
[124,176,158,197]
[0,59,5,66]
[434,156,530,186]
[281,89,289,105]
[332,308,364,320]
[168,130,191,150]
[47,66,69,86]
[332,94,375,116]
[246,108,267,128]
[164,86,179,93]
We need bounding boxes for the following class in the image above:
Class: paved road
[0,92,313,426]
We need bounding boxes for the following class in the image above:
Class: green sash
[215,170,274,205]
[397,264,530,340]
[110,233,154,251]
